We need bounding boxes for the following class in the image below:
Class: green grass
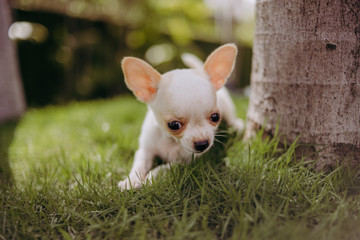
[1,95,360,239]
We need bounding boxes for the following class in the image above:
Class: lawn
[1,95,360,239]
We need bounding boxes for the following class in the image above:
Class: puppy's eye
[210,113,220,123]
[168,121,182,131]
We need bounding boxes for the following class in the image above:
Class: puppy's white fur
[119,44,244,190]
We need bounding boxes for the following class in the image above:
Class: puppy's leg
[118,148,154,190]
[217,88,245,132]
[145,163,172,184]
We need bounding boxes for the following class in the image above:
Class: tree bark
[246,0,360,168]
[0,0,26,123]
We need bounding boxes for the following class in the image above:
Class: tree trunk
[0,0,26,123]
[0,0,26,185]
[246,0,360,168]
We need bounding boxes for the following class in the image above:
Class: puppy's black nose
[194,140,209,152]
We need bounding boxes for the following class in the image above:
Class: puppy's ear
[203,44,237,91]
[122,57,161,103]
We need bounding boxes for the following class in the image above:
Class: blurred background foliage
[10,0,255,106]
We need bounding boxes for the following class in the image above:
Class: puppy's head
[122,44,237,154]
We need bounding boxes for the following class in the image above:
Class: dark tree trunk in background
[0,0,26,123]
[0,0,26,185]
[246,0,359,168]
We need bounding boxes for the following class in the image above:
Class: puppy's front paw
[232,118,245,133]
[118,178,143,191]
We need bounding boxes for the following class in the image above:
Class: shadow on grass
[0,121,17,187]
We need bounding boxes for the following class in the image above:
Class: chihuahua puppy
[118,43,244,190]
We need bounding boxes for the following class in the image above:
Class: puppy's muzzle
[194,140,209,152]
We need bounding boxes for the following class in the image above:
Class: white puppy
[118,44,244,190]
